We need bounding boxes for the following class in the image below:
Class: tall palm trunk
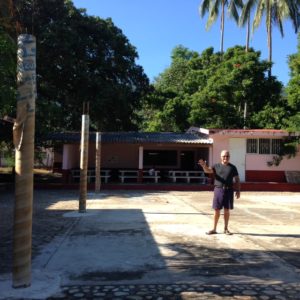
[220,0,225,54]
[266,0,272,77]
[245,11,250,52]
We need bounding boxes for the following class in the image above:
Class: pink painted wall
[60,143,210,170]
[210,132,300,171]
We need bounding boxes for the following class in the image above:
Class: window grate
[247,139,257,153]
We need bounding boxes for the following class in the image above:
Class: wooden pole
[79,103,89,213]
[12,34,36,288]
[95,132,101,193]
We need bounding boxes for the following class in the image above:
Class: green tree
[142,45,283,131]
[240,0,299,77]
[239,0,256,52]
[0,28,16,117]
[199,0,243,54]
[286,35,300,131]
[1,0,150,136]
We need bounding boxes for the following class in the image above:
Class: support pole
[95,132,101,193]
[138,146,143,183]
[12,34,36,288]
[79,103,89,213]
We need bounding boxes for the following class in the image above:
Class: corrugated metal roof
[46,131,212,144]
[211,129,294,137]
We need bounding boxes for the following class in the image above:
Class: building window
[259,139,270,154]
[271,139,283,154]
[247,139,257,153]
[246,138,283,155]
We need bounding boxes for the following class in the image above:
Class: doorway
[180,151,195,169]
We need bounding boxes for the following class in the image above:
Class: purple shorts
[213,187,234,210]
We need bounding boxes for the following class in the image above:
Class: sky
[72,0,298,86]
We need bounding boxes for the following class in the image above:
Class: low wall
[246,170,286,182]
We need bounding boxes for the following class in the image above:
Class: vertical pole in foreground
[79,103,89,213]
[95,132,101,193]
[12,34,36,288]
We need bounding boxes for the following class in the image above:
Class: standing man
[198,150,240,235]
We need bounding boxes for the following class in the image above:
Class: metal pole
[12,34,36,288]
[95,132,101,193]
[79,108,89,213]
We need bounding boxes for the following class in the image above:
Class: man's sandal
[206,230,217,235]
[224,229,233,235]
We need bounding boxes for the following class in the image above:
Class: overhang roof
[46,131,213,145]
[188,127,299,137]
[209,129,299,137]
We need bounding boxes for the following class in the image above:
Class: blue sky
[72,0,298,85]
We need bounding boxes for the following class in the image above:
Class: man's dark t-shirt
[213,163,239,188]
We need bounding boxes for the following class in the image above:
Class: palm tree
[199,0,243,54]
[239,0,257,52]
[240,0,299,77]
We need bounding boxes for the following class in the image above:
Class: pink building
[202,128,300,183]
[50,128,300,185]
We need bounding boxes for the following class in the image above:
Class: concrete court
[0,190,299,299]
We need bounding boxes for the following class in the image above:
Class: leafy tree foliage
[239,0,299,77]
[286,36,300,131]
[141,45,285,131]
[0,0,150,135]
[0,28,16,117]
[199,0,243,54]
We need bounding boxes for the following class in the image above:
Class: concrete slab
[0,190,299,299]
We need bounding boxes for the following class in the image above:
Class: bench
[119,170,139,183]
[119,170,160,183]
[143,174,161,183]
[168,170,207,184]
[71,169,111,183]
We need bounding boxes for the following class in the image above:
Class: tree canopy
[1,0,299,139]
[285,35,300,131]
[140,45,286,132]
[0,28,16,116]
[0,0,150,136]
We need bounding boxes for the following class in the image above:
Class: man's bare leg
[213,209,220,231]
[224,209,232,234]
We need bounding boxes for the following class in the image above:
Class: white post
[79,112,89,212]
[138,146,143,169]
[95,132,101,193]
[138,146,143,182]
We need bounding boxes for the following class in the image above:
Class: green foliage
[0,141,14,167]
[141,45,284,131]
[0,27,16,117]
[286,40,300,132]
[286,35,300,132]
[267,137,299,166]
[0,0,150,138]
